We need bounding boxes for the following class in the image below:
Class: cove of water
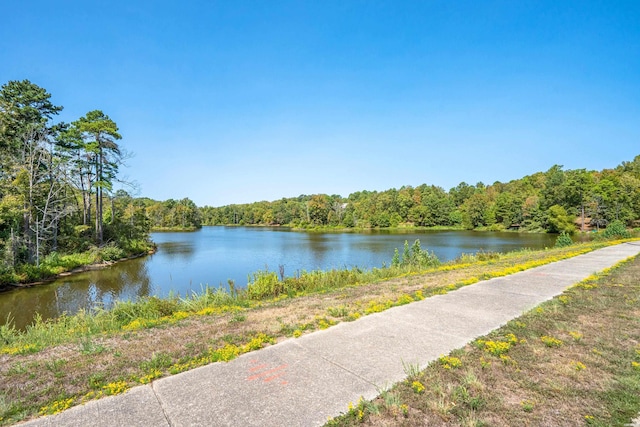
[0,227,557,329]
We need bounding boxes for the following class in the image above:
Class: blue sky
[2,1,639,206]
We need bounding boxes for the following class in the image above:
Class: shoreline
[0,248,156,292]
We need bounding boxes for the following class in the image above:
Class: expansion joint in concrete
[150,383,173,427]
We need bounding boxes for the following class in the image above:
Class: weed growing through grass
[168,333,274,374]
[479,357,491,369]
[327,305,349,318]
[540,335,563,347]
[395,294,414,305]
[345,311,362,321]
[78,337,107,355]
[140,352,172,372]
[138,369,162,384]
[571,361,586,371]
[39,398,73,416]
[569,331,583,341]
[479,340,511,356]
[521,400,535,412]
[229,313,246,323]
[439,355,462,369]
[381,390,404,416]
[102,381,128,396]
[402,360,421,380]
[499,354,517,366]
[411,381,425,394]
[328,396,371,425]
[315,316,337,330]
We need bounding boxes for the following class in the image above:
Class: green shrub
[602,220,631,239]
[547,205,575,234]
[0,267,19,286]
[475,250,500,262]
[246,270,283,300]
[145,296,180,317]
[20,264,44,282]
[121,238,153,254]
[94,244,125,262]
[555,232,574,248]
[392,240,440,270]
[488,223,506,231]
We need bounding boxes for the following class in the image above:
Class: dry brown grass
[330,255,640,427]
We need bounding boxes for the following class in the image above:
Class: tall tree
[564,169,594,231]
[0,80,62,156]
[72,110,122,244]
[0,80,66,264]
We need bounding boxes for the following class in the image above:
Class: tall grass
[246,240,443,300]
[0,286,248,353]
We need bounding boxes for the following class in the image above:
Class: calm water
[0,227,557,329]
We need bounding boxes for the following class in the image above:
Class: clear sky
[1,1,639,206]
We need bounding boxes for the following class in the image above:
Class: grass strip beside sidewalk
[0,241,634,426]
[327,254,640,427]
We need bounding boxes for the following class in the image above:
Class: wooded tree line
[0,80,150,270]
[142,197,202,230]
[200,157,640,233]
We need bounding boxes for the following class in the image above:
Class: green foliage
[554,232,574,248]
[602,220,631,239]
[145,197,202,230]
[179,286,239,312]
[0,79,154,281]
[0,241,153,287]
[546,205,575,234]
[392,240,440,269]
[392,248,400,266]
[245,241,441,301]
[245,270,282,300]
[109,296,180,324]
[246,267,364,300]
[92,244,125,263]
[198,155,640,236]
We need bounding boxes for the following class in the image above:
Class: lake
[0,227,557,329]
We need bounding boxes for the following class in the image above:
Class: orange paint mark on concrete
[247,364,287,381]
[246,359,288,385]
[248,363,268,372]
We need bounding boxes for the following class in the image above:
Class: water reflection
[0,255,152,330]
[0,227,557,329]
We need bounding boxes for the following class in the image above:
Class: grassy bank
[0,239,635,425]
[0,239,154,288]
[150,227,201,232]
[287,224,468,232]
[326,253,640,426]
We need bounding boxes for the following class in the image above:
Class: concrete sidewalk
[19,243,640,427]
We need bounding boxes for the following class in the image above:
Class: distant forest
[200,157,640,234]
